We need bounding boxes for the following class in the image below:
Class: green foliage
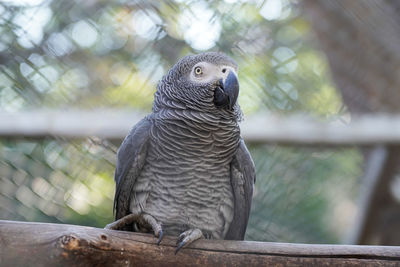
[247,145,362,243]
[0,139,114,227]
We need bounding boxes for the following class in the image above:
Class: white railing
[1,110,400,145]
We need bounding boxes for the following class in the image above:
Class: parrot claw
[140,214,163,245]
[175,228,203,254]
[175,240,186,255]
[104,213,163,245]
[104,214,139,230]
[157,229,164,245]
[104,223,114,230]
[176,231,186,245]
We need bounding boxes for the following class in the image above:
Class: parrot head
[154,52,240,114]
[186,54,239,110]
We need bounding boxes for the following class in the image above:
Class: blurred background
[1,0,399,245]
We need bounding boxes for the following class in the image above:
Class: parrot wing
[225,138,256,240]
[113,117,152,220]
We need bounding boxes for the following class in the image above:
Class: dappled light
[0,0,371,245]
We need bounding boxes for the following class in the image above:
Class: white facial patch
[189,61,237,84]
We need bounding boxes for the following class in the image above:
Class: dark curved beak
[214,71,239,110]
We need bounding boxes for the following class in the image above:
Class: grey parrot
[105,52,255,253]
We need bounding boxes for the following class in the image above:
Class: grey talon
[176,234,184,245]
[175,241,186,255]
[157,230,164,245]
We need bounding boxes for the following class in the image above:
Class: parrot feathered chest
[130,108,240,238]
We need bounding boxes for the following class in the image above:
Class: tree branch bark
[1,220,400,266]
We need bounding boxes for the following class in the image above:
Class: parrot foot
[139,213,164,245]
[104,213,139,230]
[104,213,164,245]
[175,228,203,254]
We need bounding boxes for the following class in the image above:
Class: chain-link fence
[1,0,389,245]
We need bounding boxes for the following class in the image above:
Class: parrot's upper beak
[214,71,239,110]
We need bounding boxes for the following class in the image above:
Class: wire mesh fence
[0,0,386,244]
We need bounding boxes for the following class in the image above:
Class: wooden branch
[1,220,400,266]
[3,110,400,145]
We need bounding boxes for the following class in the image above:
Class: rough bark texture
[1,220,400,266]
[302,0,400,245]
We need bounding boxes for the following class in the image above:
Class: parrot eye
[194,66,203,75]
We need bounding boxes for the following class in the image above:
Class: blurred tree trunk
[302,0,400,245]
